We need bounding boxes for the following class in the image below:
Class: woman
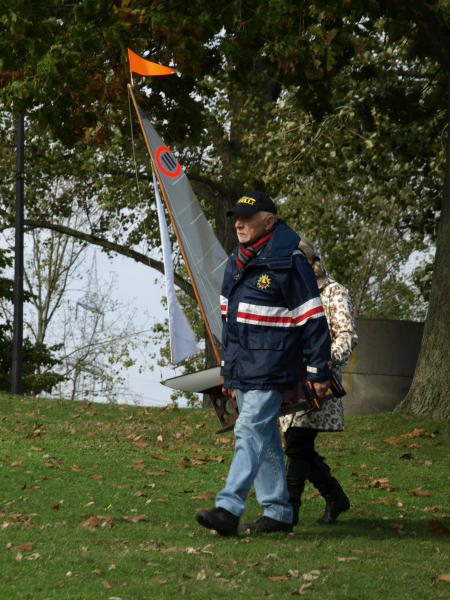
[279,237,358,525]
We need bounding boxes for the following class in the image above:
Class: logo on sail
[156,145,182,178]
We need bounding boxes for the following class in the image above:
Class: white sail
[132,99,228,353]
[153,169,200,364]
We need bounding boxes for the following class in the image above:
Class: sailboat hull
[162,367,315,433]
[162,366,223,393]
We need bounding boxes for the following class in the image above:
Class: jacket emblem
[257,274,271,290]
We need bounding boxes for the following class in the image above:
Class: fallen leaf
[127,459,144,468]
[374,497,393,505]
[217,436,233,445]
[409,487,432,497]
[210,455,226,463]
[302,570,320,580]
[133,439,148,449]
[429,520,450,535]
[79,516,100,528]
[424,505,443,512]
[382,436,401,445]
[337,557,358,562]
[401,428,434,438]
[25,552,41,560]
[178,585,187,595]
[268,575,290,581]
[101,517,114,528]
[9,543,33,552]
[196,569,207,581]
[122,514,147,523]
[191,457,209,465]
[192,491,214,500]
[292,582,313,595]
[438,574,450,582]
[176,457,190,468]
[90,474,103,480]
[371,478,395,491]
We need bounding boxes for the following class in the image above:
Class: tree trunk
[396,8,450,420]
[396,105,450,420]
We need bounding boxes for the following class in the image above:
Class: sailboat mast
[128,84,221,364]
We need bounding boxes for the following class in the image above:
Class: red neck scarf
[236,229,275,272]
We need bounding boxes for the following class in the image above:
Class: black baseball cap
[226,190,278,217]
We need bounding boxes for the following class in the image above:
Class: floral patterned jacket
[279,273,358,432]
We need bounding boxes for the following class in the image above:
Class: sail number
[156,145,182,178]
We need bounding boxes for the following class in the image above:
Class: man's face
[234,211,274,245]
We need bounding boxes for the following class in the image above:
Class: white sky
[91,248,188,407]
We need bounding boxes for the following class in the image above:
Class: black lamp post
[11,112,24,395]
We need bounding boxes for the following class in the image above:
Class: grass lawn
[0,392,448,599]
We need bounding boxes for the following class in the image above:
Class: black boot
[285,458,310,526]
[308,454,350,524]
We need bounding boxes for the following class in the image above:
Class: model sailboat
[127,53,323,431]
[128,79,238,428]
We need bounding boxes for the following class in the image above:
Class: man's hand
[313,380,331,399]
[222,387,236,399]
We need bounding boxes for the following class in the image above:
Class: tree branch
[411,7,450,80]
[0,209,195,299]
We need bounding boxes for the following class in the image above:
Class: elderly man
[196,191,332,536]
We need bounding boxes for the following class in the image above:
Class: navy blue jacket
[220,219,331,390]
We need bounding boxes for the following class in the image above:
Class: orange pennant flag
[128,48,176,76]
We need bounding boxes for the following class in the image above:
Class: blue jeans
[215,389,293,524]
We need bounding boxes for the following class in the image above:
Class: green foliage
[0,0,222,146]
[0,248,64,394]
[250,33,445,319]
[0,394,449,598]
[1,2,449,393]
[0,292,64,394]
